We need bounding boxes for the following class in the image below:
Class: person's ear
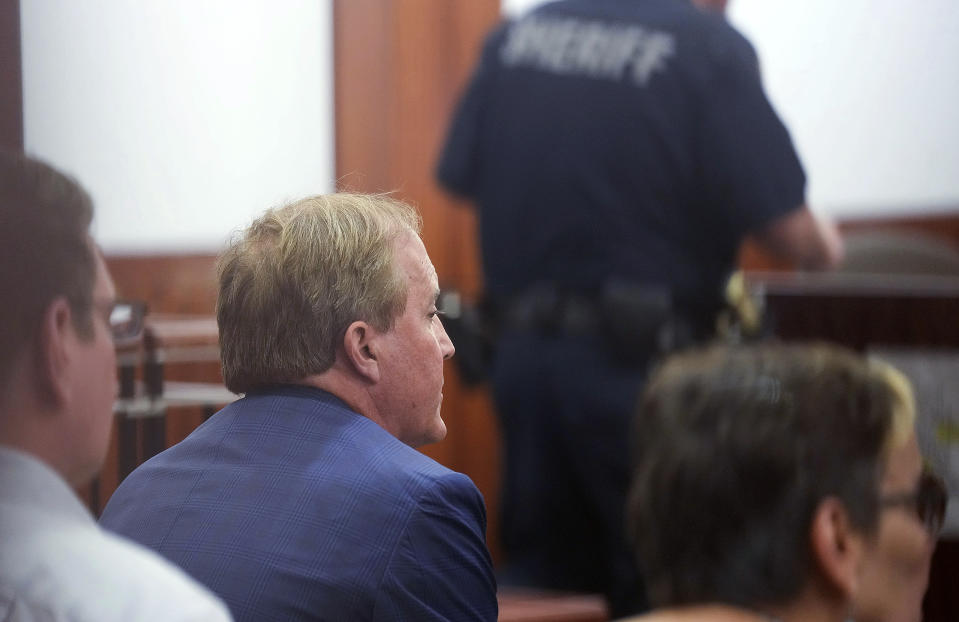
[36,297,75,407]
[342,320,380,383]
[810,496,866,599]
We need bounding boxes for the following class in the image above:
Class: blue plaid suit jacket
[100,385,497,621]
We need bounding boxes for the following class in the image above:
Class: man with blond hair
[101,193,498,621]
[0,149,232,621]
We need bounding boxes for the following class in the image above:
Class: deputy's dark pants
[492,329,651,618]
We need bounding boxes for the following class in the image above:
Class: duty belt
[499,283,713,359]
[503,290,602,336]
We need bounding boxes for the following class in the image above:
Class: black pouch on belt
[436,290,495,385]
[598,281,672,366]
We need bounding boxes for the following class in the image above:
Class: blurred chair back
[840,230,959,275]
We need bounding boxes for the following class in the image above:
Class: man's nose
[439,321,455,360]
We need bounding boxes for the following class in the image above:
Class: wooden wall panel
[333,0,504,559]
[333,0,393,194]
[334,0,494,296]
[106,254,219,314]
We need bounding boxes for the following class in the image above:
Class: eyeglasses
[109,300,147,342]
[879,470,948,538]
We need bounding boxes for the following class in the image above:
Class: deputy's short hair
[0,150,96,390]
[216,193,422,394]
[628,342,915,609]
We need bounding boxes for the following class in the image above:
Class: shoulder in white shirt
[0,446,232,622]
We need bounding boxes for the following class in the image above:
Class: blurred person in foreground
[100,193,498,621]
[0,150,232,620]
[623,342,944,622]
[436,0,842,614]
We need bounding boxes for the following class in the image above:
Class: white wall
[729,0,959,217]
[21,0,334,254]
[501,0,959,218]
[20,0,959,246]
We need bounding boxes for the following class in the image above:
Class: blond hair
[216,193,422,393]
[869,358,918,458]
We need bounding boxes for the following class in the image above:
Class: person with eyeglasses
[621,342,945,622]
[0,150,232,621]
[108,300,147,344]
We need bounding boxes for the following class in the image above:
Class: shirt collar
[0,445,95,526]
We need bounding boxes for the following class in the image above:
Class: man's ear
[342,320,380,383]
[810,496,866,599]
[36,297,75,407]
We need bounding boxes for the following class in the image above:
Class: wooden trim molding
[740,208,959,271]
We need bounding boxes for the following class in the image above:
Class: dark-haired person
[100,193,497,621]
[623,343,944,622]
[0,150,231,620]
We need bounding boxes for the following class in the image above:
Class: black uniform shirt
[437,0,805,314]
